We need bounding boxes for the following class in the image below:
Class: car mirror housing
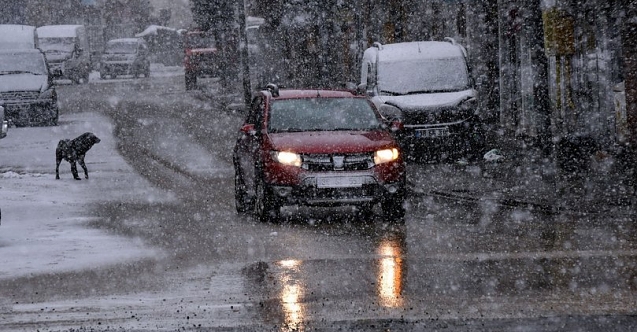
[240,124,257,136]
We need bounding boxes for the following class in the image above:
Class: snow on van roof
[135,25,177,37]
[372,41,465,62]
[36,25,83,38]
[0,24,37,49]
[108,38,141,43]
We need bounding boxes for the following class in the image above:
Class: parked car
[0,24,38,49]
[233,84,406,222]
[183,29,219,90]
[0,49,59,127]
[359,39,486,161]
[0,105,7,138]
[100,38,150,79]
[37,25,91,84]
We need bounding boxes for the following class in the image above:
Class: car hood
[0,74,47,92]
[269,130,397,154]
[380,89,475,111]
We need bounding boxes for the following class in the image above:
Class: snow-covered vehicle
[0,24,38,50]
[37,25,91,84]
[100,38,150,79]
[359,39,486,161]
[0,49,59,126]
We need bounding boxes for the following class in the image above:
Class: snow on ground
[0,112,175,279]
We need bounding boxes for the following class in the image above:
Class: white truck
[359,39,485,161]
[37,25,91,84]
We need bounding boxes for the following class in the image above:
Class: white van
[0,24,38,49]
[359,39,485,161]
[37,25,91,84]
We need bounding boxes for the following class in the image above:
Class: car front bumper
[268,172,405,207]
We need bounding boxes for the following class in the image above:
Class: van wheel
[185,72,197,90]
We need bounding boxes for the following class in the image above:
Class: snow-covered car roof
[107,38,144,44]
[135,25,178,37]
[36,25,83,38]
[372,41,466,63]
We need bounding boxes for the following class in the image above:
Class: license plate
[415,127,449,138]
[316,176,365,188]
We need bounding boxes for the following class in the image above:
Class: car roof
[268,89,358,100]
[0,48,44,56]
[107,38,142,44]
[372,41,466,62]
[36,25,83,38]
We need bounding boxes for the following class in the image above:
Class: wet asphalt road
[2,75,637,331]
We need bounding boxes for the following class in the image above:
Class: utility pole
[622,1,637,188]
[237,0,251,109]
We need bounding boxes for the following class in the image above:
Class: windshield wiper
[405,89,460,95]
[0,70,37,75]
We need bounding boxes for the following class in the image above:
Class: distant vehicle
[37,25,91,84]
[359,39,486,161]
[0,24,38,49]
[100,38,150,79]
[233,84,406,222]
[0,105,7,138]
[183,29,219,90]
[0,49,59,127]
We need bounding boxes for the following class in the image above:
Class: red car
[183,29,219,90]
[233,85,406,222]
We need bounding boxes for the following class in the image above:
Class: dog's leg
[70,161,81,180]
[79,157,89,179]
[55,157,62,180]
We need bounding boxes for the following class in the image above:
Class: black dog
[55,132,101,180]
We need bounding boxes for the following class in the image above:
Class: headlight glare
[374,148,399,164]
[274,151,302,167]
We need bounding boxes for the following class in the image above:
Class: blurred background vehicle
[99,37,150,79]
[37,25,91,84]
[0,49,59,127]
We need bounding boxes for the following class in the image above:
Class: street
[1,72,637,331]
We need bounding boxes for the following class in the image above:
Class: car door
[234,95,266,196]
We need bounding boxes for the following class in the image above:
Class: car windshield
[39,37,75,53]
[378,57,469,95]
[268,98,381,132]
[105,41,138,54]
[0,52,47,75]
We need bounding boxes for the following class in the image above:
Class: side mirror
[357,83,367,95]
[240,124,257,136]
[389,119,403,133]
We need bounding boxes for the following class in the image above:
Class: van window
[39,37,76,53]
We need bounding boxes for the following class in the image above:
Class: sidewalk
[408,144,635,215]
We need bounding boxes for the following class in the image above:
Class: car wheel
[381,196,405,222]
[254,177,280,223]
[234,169,252,213]
[185,72,197,90]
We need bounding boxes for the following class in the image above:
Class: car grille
[402,107,469,125]
[302,153,374,172]
[0,91,39,102]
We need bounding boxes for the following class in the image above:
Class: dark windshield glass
[268,98,381,132]
[105,41,138,54]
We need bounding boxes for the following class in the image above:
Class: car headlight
[374,148,399,165]
[273,151,302,167]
